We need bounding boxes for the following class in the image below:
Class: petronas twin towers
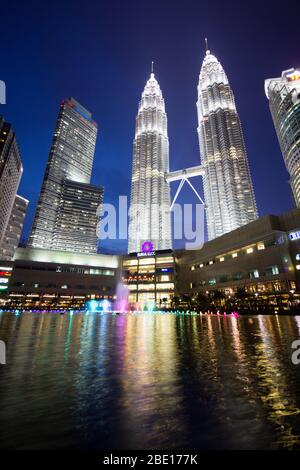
[128,72,172,254]
[128,45,257,253]
[197,48,258,240]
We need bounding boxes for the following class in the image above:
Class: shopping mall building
[0,247,120,310]
[122,249,175,308]
[1,209,300,310]
[176,209,300,301]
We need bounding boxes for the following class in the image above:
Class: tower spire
[151,61,154,74]
[205,37,209,54]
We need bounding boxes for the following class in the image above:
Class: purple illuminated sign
[137,241,155,258]
[141,241,154,253]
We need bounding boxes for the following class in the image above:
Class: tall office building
[197,46,258,240]
[53,179,103,253]
[0,117,23,247]
[29,98,102,253]
[265,68,300,206]
[0,195,28,260]
[128,71,172,253]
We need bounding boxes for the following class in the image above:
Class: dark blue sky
[1,0,299,253]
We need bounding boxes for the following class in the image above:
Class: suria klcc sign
[137,241,156,257]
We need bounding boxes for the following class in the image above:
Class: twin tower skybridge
[165,165,206,210]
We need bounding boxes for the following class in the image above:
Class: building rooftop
[13,247,120,268]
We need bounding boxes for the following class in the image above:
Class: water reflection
[0,313,300,449]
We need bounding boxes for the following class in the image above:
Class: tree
[235,287,247,301]
[171,296,181,309]
[195,292,209,311]
[181,294,193,310]
[211,290,226,307]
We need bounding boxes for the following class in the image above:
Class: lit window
[249,270,259,279]
[156,283,174,290]
[209,260,214,265]
[156,257,173,264]
[139,258,155,266]
[246,247,254,254]
[121,260,134,274]
[191,266,195,271]
[296,265,300,270]
[127,285,137,291]
[266,265,279,277]
[159,275,171,282]
[219,257,225,262]
[137,284,155,291]
[200,263,204,268]
[257,242,265,250]
[232,253,238,258]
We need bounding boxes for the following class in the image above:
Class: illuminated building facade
[197,48,258,240]
[176,209,300,306]
[0,118,23,248]
[128,71,172,254]
[4,247,120,310]
[0,264,12,295]
[122,250,175,307]
[28,98,101,253]
[54,180,103,254]
[265,68,300,206]
[0,195,28,260]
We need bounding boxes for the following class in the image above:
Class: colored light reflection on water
[0,313,300,449]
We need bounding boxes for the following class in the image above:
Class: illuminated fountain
[114,283,129,313]
[85,299,112,313]
[147,301,156,313]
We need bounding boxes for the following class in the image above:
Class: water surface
[0,312,300,449]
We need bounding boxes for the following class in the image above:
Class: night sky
[1,0,299,253]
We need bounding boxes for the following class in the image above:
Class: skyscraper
[197,46,258,240]
[53,179,103,253]
[29,98,102,253]
[128,71,172,253]
[265,68,300,206]
[0,117,23,247]
[0,195,28,260]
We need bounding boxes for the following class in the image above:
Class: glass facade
[0,118,23,251]
[28,98,101,253]
[53,179,103,253]
[197,49,258,240]
[122,251,175,307]
[0,195,28,260]
[128,73,172,253]
[265,68,300,206]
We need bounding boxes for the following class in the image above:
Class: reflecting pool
[0,312,300,449]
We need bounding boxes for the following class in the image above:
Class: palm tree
[171,296,181,309]
[211,290,226,307]
[195,292,209,311]
[235,287,247,300]
[181,294,193,310]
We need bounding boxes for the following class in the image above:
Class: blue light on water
[85,299,112,313]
